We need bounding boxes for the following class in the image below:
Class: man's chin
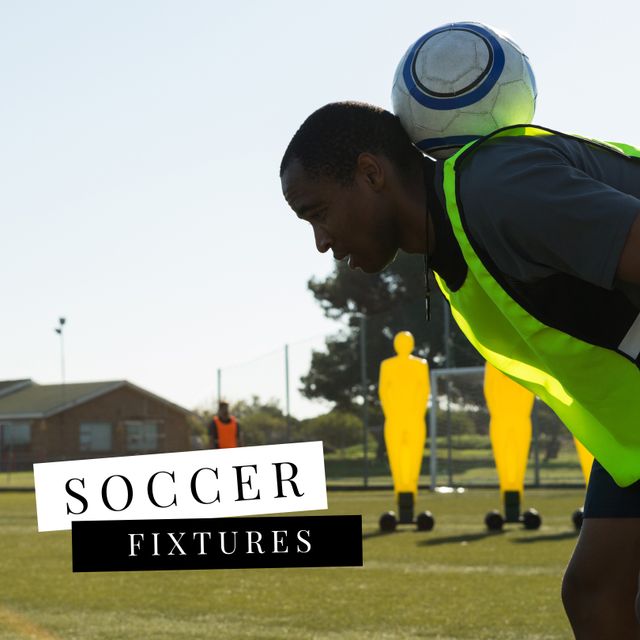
[350,250,398,274]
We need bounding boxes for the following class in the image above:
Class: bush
[299,410,363,454]
[436,408,479,436]
[232,397,296,446]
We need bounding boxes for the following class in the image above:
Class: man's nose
[313,226,331,253]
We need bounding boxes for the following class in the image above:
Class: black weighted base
[379,511,397,533]
[378,503,435,533]
[398,492,414,525]
[484,492,542,531]
[572,507,584,531]
[504,490,520,523]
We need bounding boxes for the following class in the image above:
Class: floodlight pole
[284,344,291,443]
[54,317,66,386]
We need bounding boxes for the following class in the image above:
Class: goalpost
[427,366,585,490]
[428,366,485,490]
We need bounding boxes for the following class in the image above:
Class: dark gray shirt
[452,134,640,308]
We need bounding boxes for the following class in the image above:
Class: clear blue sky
[2,0,639,417]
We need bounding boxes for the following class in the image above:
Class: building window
[125,421,159,452]
[79,422,112,452]
[0,422,31,447]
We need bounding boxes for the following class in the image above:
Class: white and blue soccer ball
[391,22,537,158]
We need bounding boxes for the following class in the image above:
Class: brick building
[0,379,193,470]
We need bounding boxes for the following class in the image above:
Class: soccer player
[280,101,640,639]
[209,401,242,448]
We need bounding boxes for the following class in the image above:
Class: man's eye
[311,209,327,222]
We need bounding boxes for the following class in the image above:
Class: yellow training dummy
[484,362,535,498]
[574,437,594,485]
[379,331,430,522]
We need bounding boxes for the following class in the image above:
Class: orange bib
[213,416,238,448]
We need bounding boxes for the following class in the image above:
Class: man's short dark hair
[280,101,419,185]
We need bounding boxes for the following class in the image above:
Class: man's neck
[396,158,435,256]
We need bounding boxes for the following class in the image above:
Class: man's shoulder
[454,133,589,208]
[457,129,639,180]
[460,133,569,175]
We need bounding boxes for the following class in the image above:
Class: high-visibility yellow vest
[435,125,640,487]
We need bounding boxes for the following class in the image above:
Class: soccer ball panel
[492,80,536,127]
[410,97,459,132]
[450,111,499,136]
[418,31,488,93]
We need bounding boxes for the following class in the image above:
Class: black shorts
[583,460,640,518]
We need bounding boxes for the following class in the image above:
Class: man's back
[452,133,640,307]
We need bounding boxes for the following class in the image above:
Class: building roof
[0,379,33,398]
[0,380,193,420]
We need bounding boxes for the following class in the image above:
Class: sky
[2,0,640,417]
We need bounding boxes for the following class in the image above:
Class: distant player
[209,401,242,448]
[280,102,640,638]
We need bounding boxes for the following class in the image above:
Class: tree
[231,396,298,446]
[299,410,363,454]
[301,253,483,411]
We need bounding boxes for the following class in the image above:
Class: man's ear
[356,152,385,191]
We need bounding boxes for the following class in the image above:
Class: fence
[214,334,333,421]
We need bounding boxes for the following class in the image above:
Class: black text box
[72,515,362,572]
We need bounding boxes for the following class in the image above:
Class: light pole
[284,344,291,443]
[55,317,66,385]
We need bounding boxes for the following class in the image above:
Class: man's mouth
[332,251,359,269]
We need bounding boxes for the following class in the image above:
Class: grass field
[0,487,583,639]
[0,443,586,491]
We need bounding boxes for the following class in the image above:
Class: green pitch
[0,489,581,639]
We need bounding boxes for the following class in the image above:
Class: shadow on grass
[362,527,446,540]
[417,531,504,546]
[511,531,579,543]
[362,529,398,540]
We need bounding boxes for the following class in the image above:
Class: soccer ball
[391,22,537,158]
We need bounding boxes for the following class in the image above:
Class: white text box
[34,442,327,532]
